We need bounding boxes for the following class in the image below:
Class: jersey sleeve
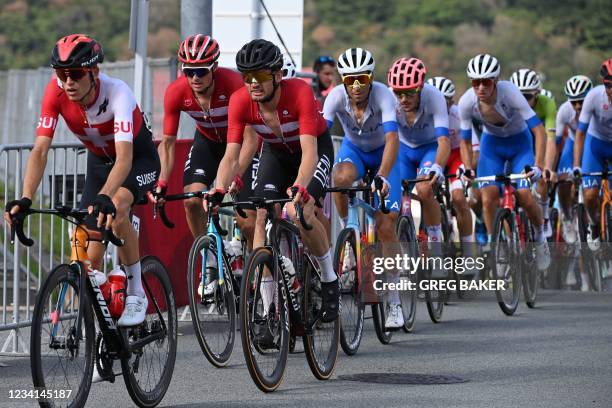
[322,87,340,129]
[36,80,61,138]
[508,84,541,129]
[578,91,595,132]
[379,86,399,133]
[162,81,182,137]
[296,82,321,136]
[226,90,248,145]
[457,93,474,141]
[110,82,138,143]
[429,88,449,137]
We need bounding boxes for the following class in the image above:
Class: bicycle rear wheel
[31,264,94,408]
[187,235,236,367]
[371,294,393,344]
[240,248,289,392]
[396,216,418,332]
[122,256,177,408]
[520,211,538,308]
[491,208,521,315]
[333,228,364,355]
[303,257,340,380]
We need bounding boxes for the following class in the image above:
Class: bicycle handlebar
[9,206,123,247]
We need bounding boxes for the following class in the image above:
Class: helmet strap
[76,72,97,105]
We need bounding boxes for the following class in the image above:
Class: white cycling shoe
[587,230,601,251]
[384,304,404,329]
[118,295,148,327]
[561,216,577,244]
[535,241,551,270]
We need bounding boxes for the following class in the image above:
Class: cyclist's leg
[582,134,611,236]
[183,131,225,237]
[448,149,474,240]
[557,138,576,241]
[477,133,505,239]
[413,143,442,242]
[236,155,260,251]
[332,138,366,224]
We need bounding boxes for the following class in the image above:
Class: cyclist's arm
[158,135,176,183]
[543,97,557,171]
[544,132,557,171]
[219,91,248,191]
[531,124,546,169]
[378,131,399,177]
[511,86,545,168]
[294,135,318,187]
[159,88,181,183]
[573,129,586,169]
[217,143,241,192]
[98,141,132,198]
[458,94,474,171]
[22,136,53,199]
[378,89,400,177]
[431,89,450,167]
[459,137,473,172]
[435,136,450,167]
[574,93,595,168]
[236,126,259,178]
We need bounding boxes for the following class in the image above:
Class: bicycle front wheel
[187,235,236,367]
[520,211,538,308]
[240,248,289,392]
[122,256,177,408]
[31,263,95,408]
[396,216,418,332]
[371,293,393,344]
[491,208,521,315]
[303,258,340,380]
[333,228,364,355]
[578,203,601,291]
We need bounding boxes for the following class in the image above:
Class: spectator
[313,55,338,105]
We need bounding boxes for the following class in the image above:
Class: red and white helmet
[178,34,220,65]
[387,57,427,90]
[601,58,612,79]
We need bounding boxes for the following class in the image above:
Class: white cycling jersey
[555,100,579,141]
[396,83,449,148]
[458,80,540,139]
[323,81,398,152]
[449,104,480,151]
[578,85,612,141]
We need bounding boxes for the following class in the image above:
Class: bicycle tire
[491,208,521,316]
[239,248,289,392]
[303,258,340,380]
[122,256,177,408]
[577,203,601,291]
[520,211,538,308]
[396,216,418,333]
[371,298,393,344]
[31,263,94,408]
[187,235,236,367]
[424,211,449,323]
[333,228,365,355]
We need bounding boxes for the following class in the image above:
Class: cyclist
[458,54,551,270]
[323,48,402,328]
[387,58,450,280]
[4,34,159,326]
[573,59,612,250]
[427,75,480,274]
[312,55,338,106]
[214,39,339,343]
[157,35,259,241]
[555,75,593,243]
[510,68,557,237]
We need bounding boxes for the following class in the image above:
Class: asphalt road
[1,290,611,408]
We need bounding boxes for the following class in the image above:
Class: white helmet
[281,55,296,79]
[540,88,554,101]
[467,54,500,79]
[427,76,455,98]
[564,75,592,101]
[510,68,541,92]
[337,48,375,76]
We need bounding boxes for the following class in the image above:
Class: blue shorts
[582,133,612,189]
[477,129,534,189]
[557,137,574,175]
[335,138,401,212]
[399,142,438,183]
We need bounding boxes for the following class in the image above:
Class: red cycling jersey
[36,73,144,159]
[226,78,327,153]
[163,67,243,142]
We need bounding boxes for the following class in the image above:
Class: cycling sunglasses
[522,92,538,101]
[182,66,213,78]
[55,68,90,82]
[570,99,584,107]
[471,78,495,88]
[393,88,421,98]
[342,74,372,88]
[242,70,274,84]
[316,56,335,64]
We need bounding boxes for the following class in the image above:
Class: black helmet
[235,39,283,72]
[51,34,104,69]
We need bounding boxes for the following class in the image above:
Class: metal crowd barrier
[1,142,86,355]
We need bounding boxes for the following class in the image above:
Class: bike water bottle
[281,256,301,294]
[108,267,127,318]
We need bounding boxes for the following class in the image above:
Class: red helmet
[178,34,220,65]
[601,58,612,79]
[51,34,104,69]
[387,57,427,90]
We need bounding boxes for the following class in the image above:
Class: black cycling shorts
[183,129,226,187]
[254,130,333,207]
[79,125,160,227]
